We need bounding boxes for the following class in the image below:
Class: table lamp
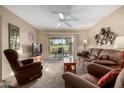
[83,40,87,51]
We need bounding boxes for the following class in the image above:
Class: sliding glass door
[49,38,73,59]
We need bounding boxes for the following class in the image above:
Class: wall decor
[8,23,20,49]
[94,27,116,46]
[28,32,34,41]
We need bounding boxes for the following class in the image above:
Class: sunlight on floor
[44,67,50,72]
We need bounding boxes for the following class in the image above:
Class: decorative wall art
[8,23,20,49]
[94,27,117,46]
[28,32,34,41]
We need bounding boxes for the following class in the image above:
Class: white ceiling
[3,5,121,30]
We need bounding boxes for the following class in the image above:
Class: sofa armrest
[21,59,33,65]
[77,52,82,56]
[77,51,89,57]
[88,63,112,78]
[62,72,98,88]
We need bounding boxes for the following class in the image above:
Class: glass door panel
[49,38,73,60]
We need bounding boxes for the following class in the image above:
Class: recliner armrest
[21,59,33,65]
[18,62,42,71]
[88,63,112,78]
[62,72,98,88]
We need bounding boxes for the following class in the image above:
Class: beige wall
[0,6,39,80]
[38,31,49,60]
[0,15,2,80]
[38,29,89,59]
[89,6,124,49]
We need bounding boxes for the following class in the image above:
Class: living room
[0,4,124,89]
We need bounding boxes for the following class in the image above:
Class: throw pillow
[92,60,116,66]
[89,55,97,60]
[99,55,109,60]
[97,68,121,88]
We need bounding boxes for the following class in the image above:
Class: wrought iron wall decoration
[94,27,116,46]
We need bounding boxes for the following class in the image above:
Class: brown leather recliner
[4,49,43,85]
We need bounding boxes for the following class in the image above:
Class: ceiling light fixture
[59,13,64,19]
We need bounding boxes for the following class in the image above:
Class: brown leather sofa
[77,48,121,69]
[62,63,124,88]
[4,49,43,85]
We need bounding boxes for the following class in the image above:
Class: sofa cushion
[98,55,109,60]
[97,68,121,87]
[89,55,97,60]
[92,60,117,66]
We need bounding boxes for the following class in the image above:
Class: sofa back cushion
[87,48,93,57]
[92,60,117,66]
[90,48,102,58]
[99,49,121,65]
[88,48,93,54]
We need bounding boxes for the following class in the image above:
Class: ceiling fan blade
[52,11,60,14]
[64,22,72,27]
[52,11,65,20]
[52,11,65,14]
[63,18,79,21]
[64,15,79,21]
[56,22,61,27]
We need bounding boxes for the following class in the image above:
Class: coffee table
[64,57,76,73]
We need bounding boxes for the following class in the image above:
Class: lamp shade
[114,36,124,49]
[83,39,87,50]
[83,40,87,44]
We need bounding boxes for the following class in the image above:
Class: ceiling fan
[52,12,79,27]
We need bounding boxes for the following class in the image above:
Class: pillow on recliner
[92,60,117,66]
[97,68,121,88]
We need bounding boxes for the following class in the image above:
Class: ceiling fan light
[59,13,64,19]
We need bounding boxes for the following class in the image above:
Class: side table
[64,62,76,73]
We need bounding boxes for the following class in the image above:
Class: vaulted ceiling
[4,5,121,30]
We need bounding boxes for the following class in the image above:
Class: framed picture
[8,23,20,49]
[28,32,34,41]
